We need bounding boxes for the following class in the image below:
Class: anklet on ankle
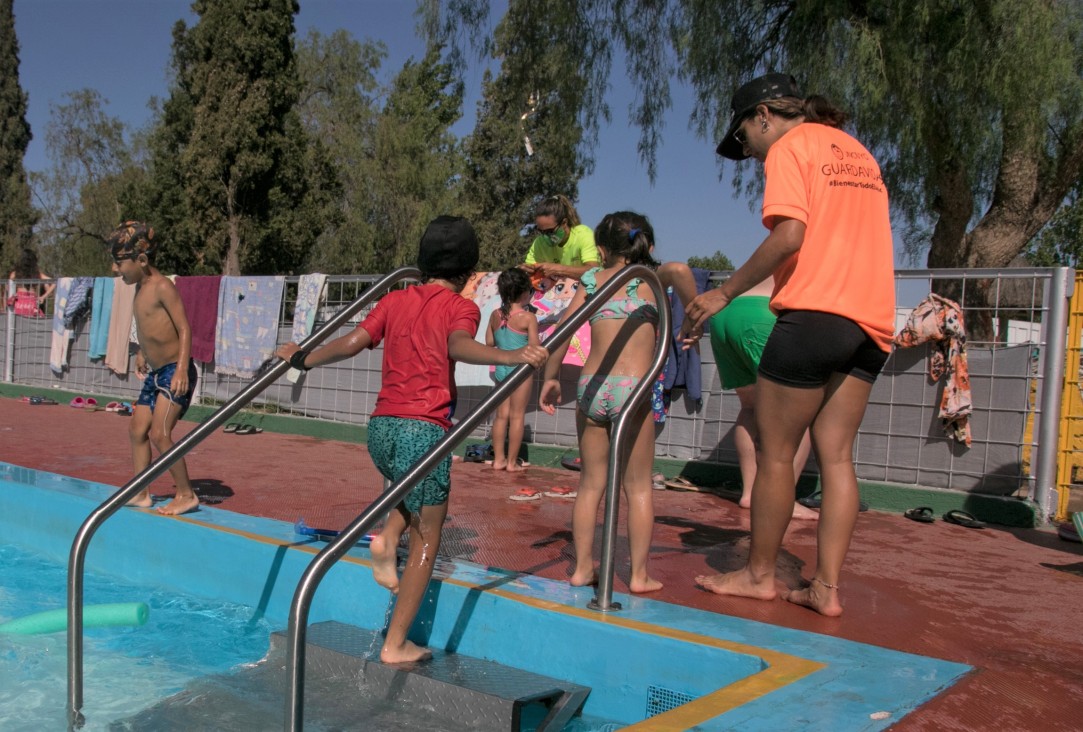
[813,577,839,590]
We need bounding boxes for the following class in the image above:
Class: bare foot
[489,459,507,470]
[369,534,400,594]
[156,493,199,515]
[738,494,751,509]
[569,568,598,587]
[380,639,432,664]
[506,463,525,473]
[695,568,778,601]
[784,580,843,617]
[791,502,820,520]
[126,491,153,509]
[629,576,663,593]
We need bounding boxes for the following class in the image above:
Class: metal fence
[3,268,1073,520]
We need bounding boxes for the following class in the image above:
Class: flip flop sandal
[798,490,869,512]
[69,396,85,408]
[223,423,241,433]
[27,395,58,405]
[234,424,263,435]
[943,509,985,529]
[509,487,541,502]
[105,402,122,412]
[904,506,936,523]
[664,476,704,492]
[652,473,666,490]
[560,453,582,471]
[543,485,578,498]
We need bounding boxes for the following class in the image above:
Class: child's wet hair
[594,211,659,269]
[534,194,582,227]
[107,221,157,261]
[497,268,533,316]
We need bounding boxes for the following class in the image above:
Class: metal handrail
[65,267,423,730]
[284,264,670,730]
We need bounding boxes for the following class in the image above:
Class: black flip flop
[223,423,240,433]
[904,506,936,523]
[797,491,869,512]
[234,424,263,435]
[560,452,582,472]
[943,509,985,529]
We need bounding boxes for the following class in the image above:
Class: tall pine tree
[0,0,37,271]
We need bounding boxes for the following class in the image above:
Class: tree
[686,250,735,272]
[454,0,602,268]
[31,89,141,276]
[0,0,37,271]
[1026,180,1083,267]
[365,45,465,272]
[147,0,324,275]
[430,1,1083,274]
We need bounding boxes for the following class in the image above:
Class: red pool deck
[2,396,1082,731]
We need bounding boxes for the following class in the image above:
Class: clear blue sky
[12,0,786,269]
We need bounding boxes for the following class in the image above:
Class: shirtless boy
[108,222,199,516]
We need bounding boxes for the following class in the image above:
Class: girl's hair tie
[628,228,640,241]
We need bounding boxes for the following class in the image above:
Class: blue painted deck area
[1,461,968,730]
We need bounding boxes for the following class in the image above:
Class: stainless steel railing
[65,267,423,730]
[284,264,671,730]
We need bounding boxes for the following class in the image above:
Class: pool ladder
[64,264,671,731]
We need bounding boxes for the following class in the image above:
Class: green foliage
[1026,182,1083,267]
[144,0,322,275]
[32,89,139,276]
[0,0,37,270]
[454,0,601,269]
[434,0,1083,270]
[686,250,734,272]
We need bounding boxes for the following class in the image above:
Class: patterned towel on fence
[894,292,972,446]
[287,273,327,383]
[105,280,136,375]
[88,277,114,360]
[62,277,94,329]
[49,278,73,374]
[175,275,222,364]
[215,276,285,379]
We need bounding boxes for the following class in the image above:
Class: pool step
[111,621,589,731]
[273,620,592,731]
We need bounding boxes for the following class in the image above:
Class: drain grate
[645,684,697,717]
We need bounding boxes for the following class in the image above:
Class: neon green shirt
[524,224,600,266]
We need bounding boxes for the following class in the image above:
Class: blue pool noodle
[0,602,149,635]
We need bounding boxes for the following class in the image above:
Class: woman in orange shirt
[683,74,895,617]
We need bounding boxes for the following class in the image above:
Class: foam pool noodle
[0,602,149,635]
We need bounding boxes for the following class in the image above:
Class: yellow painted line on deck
[172,515,826,727]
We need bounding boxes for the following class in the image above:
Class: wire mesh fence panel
[3,268,1068,499]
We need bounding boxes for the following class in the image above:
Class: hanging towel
[894,293,972,446]
[286,273,327,382]
[175,275,223,364]
[49,278,74,374]
[215,276,286,379]
[105,280,136,375]
[88,277,114,360]
[662,267,710,403]
[62,277,94,329]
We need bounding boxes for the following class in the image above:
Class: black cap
[417,215,479,277]
[716,73,801,160]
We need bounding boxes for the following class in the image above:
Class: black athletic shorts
[757,310,889,388]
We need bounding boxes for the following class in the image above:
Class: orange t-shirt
[762,123,896,352]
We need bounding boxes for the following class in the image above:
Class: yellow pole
[1055,270,1083,522]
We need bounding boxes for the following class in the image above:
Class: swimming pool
[0,461,971,730]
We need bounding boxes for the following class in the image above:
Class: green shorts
[709,296,775,390]
[367,416,451,513]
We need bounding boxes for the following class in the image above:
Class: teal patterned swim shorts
[367,416,451,513]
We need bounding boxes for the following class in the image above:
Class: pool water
[0,543,275,731]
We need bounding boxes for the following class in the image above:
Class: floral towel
[49,278,73,374]
[215,276,286,379]
[287,273,327,383]
[894,293,972,446]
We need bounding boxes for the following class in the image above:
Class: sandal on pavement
[904,506,936,523]
[664,476,704,492]
[943,509,985,529]
[509,487,541,502]
[560,452,582,472]
[544,485,578,498]
[798,490,869,512]
[234,424,263,435]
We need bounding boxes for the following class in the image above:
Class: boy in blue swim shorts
[276,216,547,664]
[109,221,199,516]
